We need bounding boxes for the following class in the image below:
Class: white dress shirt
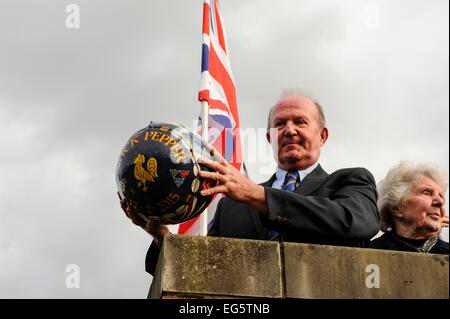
[271,162,319,190]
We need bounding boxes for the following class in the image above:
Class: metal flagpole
[199,100,209,236]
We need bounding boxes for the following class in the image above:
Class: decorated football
[115,122,216,224]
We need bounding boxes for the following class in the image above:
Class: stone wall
[149,234,449,299]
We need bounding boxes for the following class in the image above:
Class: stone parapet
[283,242,448,299]
[149,234,449,299]
[149,234,282,299]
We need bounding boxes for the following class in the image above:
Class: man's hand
[198,145,268,214]
[118,192,170,247]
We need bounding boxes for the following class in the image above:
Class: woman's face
[394,176,445,237]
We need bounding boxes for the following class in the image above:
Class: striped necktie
[267,171,299,241]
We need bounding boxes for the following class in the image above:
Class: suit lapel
[247,174,276,240]
[245,166,328,239]
[295,164,329,195]
[260,174,277,188]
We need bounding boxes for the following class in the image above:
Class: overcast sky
[0,0,448,298]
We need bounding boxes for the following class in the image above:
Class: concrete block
[283,243,449,299]
[149,234,283,298]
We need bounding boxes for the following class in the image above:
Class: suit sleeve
[145,199,225,275]
[206,198,223,237]
[264,168,380,240]
[145,240,160,276]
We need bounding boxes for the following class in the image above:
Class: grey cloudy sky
[0,0,448,298]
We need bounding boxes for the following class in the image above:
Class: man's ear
[320,127,329,146]
[266,131,271,144]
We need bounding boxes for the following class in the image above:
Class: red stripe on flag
[208,44,239,126]
[213,0,227,54]
[205,95,233,115]
[199,89,209,102]
[231,127,243,170]
[202,2,210,36]
[177,216,198,234]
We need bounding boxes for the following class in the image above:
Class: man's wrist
[153,230,170,248]
[246,184,268,214]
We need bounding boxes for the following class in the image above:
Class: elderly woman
[370,161,449,254]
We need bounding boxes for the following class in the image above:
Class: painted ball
[115,122,216,224]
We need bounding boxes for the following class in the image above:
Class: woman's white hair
[377,161,448,232]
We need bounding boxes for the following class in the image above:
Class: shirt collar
[273,162,319,188]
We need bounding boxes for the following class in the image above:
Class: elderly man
[120,89,380,275]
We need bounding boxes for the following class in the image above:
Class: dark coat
[146,165,380,275]
[369,231,449,254]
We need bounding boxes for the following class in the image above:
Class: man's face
[266,96,328,170]
[394,176,446,237]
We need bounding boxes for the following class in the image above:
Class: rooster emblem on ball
[134,154,158,192]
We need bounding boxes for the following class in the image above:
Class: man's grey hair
[377,161,448,232]
[266,88,326,132]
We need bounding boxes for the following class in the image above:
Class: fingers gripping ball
[115,122,216,224]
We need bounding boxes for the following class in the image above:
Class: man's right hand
[118,192,170,248]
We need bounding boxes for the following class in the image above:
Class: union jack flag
[178,0,244,235]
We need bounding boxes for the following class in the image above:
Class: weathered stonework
[283,243,449,299]
[149,234,449,299]
[149,234,283,298]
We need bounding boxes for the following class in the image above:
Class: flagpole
[200,100,209,236]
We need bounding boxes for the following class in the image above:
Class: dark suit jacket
[145,165,380,275]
